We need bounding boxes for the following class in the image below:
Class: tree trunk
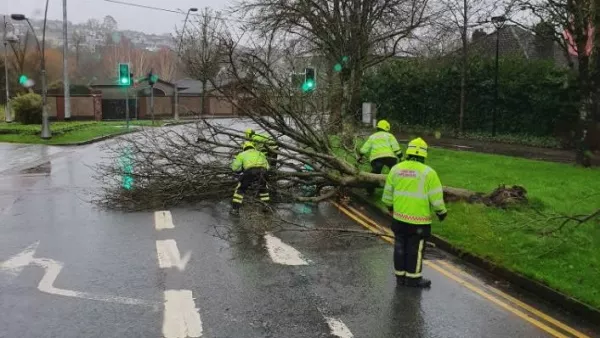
[347,65,363,123]
[576,55,593,166]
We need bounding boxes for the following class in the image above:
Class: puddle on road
[20,161,52,175]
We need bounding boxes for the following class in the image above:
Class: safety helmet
[245,128,255,138]
[405,137,428,158]
[242,141,255,150]
[376,120,391,132]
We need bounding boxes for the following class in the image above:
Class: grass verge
[0,120,165,145]
[337,137,600,309]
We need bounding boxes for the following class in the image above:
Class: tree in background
[435,0,504,135]
[179,7,228,116]
[236,0,430,127]
[517,0,599,166]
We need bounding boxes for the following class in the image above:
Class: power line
[102,0,251,24]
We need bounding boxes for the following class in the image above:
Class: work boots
[405,277,432,288]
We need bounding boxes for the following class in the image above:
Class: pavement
[1,127,599,338]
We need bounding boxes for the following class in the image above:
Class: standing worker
[358,120,403,195]
[245,128,279,170]
[382,137,447,288]
[231,141,270,215]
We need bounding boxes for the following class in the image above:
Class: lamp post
[12,0,51,139]
[491,15,506,137]
[3,17,18,122]
[174,7,197,120]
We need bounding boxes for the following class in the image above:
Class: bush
[12,93,43,124]
[362,56,580,141]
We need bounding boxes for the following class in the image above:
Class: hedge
[362,56,580,144]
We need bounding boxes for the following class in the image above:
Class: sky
[2,0,233,34]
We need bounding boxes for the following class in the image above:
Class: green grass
[337,136,600,309]
[0,120,165,145]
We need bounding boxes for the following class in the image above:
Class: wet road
[1,130,598,338]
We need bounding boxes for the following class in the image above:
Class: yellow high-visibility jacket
[250,133,278,153]
[359,131,402,162]
[231,149,269,172]
[382,160,447,224]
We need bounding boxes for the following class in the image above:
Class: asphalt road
[0,129,598,338]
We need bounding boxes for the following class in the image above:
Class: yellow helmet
[406,137,428,158]
[245,128,255,138]
[242,141,255,150]
[376,120,391,132]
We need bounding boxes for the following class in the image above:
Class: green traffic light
[301,80,315,92]
[333,64,342,72]
[19,75,28,85]
[341,56,349,63]
[120,77,129,84]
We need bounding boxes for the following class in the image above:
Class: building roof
[466,25,569,67]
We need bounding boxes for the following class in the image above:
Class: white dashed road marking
[264,233,311,266]
[154,210,203,337]
[155,210,175,230]
[162,290,203,338]
[156,240,191,271]
[324,317,354,338]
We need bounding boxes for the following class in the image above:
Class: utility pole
[3,16,13,122]
[62,0,71,119]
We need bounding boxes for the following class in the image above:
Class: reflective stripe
[431,199,445,207]
[394,191,426,199]
[416,239,424,274]
[405,271,422,278]
[428,187,443,196]
[393,212,432,223]
[407,145,427,152]
[232,198,242,204]
[395,270,406,276]
[234,193,243,198]
[260,197,270,201]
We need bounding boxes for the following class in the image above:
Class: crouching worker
[231,141,270,215]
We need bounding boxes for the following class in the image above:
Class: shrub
[12,93,43,124]
[362,56,580,141]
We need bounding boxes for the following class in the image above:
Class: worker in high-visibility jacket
[382,137,447,288]
[231,141,270,215]
[245,128,279,170]
[359,120,402,195]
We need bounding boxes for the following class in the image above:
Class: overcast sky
[2,0,233,34]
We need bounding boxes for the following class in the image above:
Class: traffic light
[148,70,159,86]
[118,63,131,85]
[333,56,349,72]
[302,67,316,92]
[18,75,28,85]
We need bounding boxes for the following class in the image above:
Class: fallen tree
[94,29,528,212]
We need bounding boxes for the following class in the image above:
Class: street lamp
[3,17,18,122]
[174,7,198,120]
[12,1,52,139]
[491,15,507,137]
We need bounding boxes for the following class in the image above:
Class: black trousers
[232,168,270,209]
[367,157,398,194]
[390,219,431,280]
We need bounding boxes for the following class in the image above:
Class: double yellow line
[332,201,590,338]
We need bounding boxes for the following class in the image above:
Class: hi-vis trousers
[390,219,431,280]
[232,168,270,209]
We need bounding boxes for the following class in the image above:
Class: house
[465,25,570,67]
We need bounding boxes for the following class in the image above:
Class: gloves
[437,212,447,222]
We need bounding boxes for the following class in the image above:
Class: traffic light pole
[125,87,130,130]
[150,85,155,125]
